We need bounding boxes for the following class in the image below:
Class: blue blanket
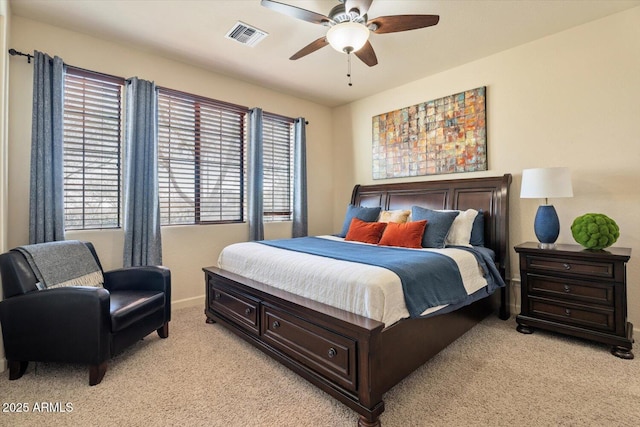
[258,237,503,318]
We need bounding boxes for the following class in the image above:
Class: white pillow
[443,208,478,247]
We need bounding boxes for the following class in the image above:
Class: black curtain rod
[9,48,125,82]
[8,48,34,63]
[8,48,310,125]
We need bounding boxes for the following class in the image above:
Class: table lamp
[520,167,573,249]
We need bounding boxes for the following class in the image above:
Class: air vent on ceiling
[225,21,268,47]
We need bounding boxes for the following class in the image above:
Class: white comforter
[218,236,489,326]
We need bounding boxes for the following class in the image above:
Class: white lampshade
[520,167,574,199]
[326,22,370,53]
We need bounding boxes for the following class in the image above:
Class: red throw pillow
[345,218,387,244]
[378,220,428,248]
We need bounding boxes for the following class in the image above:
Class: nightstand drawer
[528,274,614,306]
[529,296,615,332]
[526,256,614,279]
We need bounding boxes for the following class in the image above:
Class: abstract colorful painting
[372,87,487,179]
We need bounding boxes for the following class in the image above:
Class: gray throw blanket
[16,240,104,289]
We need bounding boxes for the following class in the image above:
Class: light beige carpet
[1,305,639,427]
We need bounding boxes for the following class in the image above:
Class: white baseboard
[172,295,204,311]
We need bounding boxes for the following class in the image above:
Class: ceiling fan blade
[369,15,440,34]
[261,0,331,25]
[290,37,329,60]
[344,0,373,16]
[354,41,378,67]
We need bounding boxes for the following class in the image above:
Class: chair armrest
[0,287,111,364]
[103,267,171,323]
[103,266,171,294]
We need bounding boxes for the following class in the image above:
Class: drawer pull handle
[245,308,252,316]
[565,309,571,316]
[563,263,571,270]
[214,292,221,300]
[327,348,337,358]
[272,320,280,329]
[564,285,571,293]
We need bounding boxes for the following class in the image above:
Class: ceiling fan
[260,0,440,67]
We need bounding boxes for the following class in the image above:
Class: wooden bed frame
[203,174,512,426]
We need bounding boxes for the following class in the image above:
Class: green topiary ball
[571,213,620,250]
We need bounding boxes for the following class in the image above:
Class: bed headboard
[351,174,512,317]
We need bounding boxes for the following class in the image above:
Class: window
[158,88,246,225]
[63,67,124,230]
[62,65,293,229]
[262,113,294,222]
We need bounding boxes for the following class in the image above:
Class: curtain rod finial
[8,48,34,63]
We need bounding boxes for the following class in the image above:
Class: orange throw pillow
[378,220,428,248]
[345,218,387,244]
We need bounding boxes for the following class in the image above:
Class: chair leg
[157,322,169,338]
[89,362,108,386]
[8,361,28,380]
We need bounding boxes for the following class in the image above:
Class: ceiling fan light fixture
[326,21,370,53]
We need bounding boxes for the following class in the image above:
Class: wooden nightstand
[514,242,633,359]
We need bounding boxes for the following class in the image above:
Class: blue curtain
[292,118,308,237]
[247,108,264,241]
[29,51,65,244]
[123,78,162,267]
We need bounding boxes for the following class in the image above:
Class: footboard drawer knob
[327,348,337,358]
[214,292,221,300]
[272,320,280,329]
[245,308,252,316]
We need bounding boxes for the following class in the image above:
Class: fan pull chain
[347,52,353,86]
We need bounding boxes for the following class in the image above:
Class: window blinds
[63,67,124,230]
[262,113,294,222]
[157,89,247,225]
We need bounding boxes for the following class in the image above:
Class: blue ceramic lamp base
[534,205,560,249]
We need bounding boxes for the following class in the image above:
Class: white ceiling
[10,0,640,107]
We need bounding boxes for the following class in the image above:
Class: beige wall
[6,16,335,307]
[1,0,9,253]
[332,7,640,326]
[0,0,10,372]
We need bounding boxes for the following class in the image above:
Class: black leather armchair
[0,242,171,385]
